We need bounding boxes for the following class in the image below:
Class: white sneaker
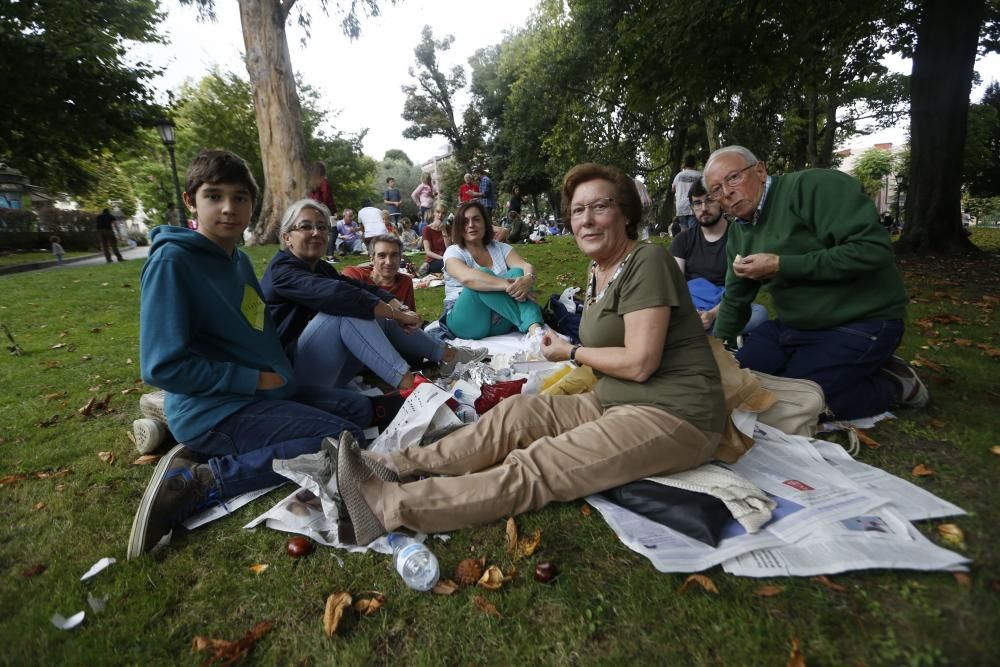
[439,345,489,377]
[132,418,167,455]
[139,391,167,424]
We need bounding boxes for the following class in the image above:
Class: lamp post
[894,172,905,228]
[154,119,185,226]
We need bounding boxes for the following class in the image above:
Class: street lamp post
[154,119,185,226]
[894,172,906,228]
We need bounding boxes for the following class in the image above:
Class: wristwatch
[570,345,581,363]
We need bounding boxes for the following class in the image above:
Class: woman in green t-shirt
[333,164,726,546]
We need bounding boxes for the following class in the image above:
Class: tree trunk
[239,0,309,245]
[897,0,983,254]
[703,101,719,153]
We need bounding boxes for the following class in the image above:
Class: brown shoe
[336,431,387,546]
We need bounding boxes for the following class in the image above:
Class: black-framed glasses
[292,221,330,234]
[570,197,616,220]
[706,164,756,202]
[691,199,715,211]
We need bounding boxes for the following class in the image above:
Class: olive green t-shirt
[580,243,725,434]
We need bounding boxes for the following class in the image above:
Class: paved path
[1,245,150,276]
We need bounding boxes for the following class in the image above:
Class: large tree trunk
[239,0,309,245]
[702,101,719,153]
[897,0,983,254]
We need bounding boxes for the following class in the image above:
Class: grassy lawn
[0,232,997,665]
[0,251,94,268]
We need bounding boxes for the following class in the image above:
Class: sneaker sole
[126,443,188,560]
[132,419,165,455]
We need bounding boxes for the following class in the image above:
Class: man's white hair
[703,146,760,186]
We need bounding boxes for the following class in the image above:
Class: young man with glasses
[704,145,927,421]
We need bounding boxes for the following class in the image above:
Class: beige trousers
[368,393,720,534]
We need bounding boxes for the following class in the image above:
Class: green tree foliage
[0,0,163,193]
[964,81,1000,198]
[401,26,484,170]
[373,155,422,219]
[851,147,896,198]
[383,149,413,166]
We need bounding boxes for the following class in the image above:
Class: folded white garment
[647,463,777,533]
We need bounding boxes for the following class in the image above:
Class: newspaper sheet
[368,382,461,455]
[183,485,282,530]
[810,439,966,522]
[722,506,969,577]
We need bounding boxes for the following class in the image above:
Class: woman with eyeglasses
[332,164,725,546]
[439,200,544,340]
[260,199,486,402]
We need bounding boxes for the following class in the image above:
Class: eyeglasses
[570,197,616,220]
[690,199,715,211]
[292,221,330,234]
[706,164,757,202]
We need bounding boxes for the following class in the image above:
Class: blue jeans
[187,397,368,498]
[735,318,903,420]
[294,313,443,392]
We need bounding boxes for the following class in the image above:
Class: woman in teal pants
[442,201,543,339]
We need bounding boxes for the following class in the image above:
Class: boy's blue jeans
[186,396,368,498]
[735,318,903,420]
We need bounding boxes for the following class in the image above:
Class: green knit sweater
[714,169,907,339]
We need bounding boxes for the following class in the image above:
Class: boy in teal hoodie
[128,150,370,560]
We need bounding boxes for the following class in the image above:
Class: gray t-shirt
[672,169,702,216]
[443,241,512,309]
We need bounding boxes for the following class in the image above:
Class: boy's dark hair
[688,179,708,203]
[185,150,259,205]
[50,235,60,243]
[386,177,395,184]
[683,155,697,169]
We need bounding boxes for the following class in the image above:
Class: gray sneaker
[879,355,930,408]
[127,444,218,560]
[139,391,167,424]
[438,345,489,377]
[132,418,166,455]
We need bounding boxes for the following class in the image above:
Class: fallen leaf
[754,585,785,597]
[812,575,848,592]
[580,503,592,517]
[323,592,352,637]
[478,565,506,590]
[928,419,946,430]
[516,529,542,559]
[192,621,273,665]
[54,483,65,493]
[249,564,268,575]
[77,398,96,417]
[787,638,806,667]
[49,343,66,350]
[431,579,459,595]
[80,355,91,361]
[38,415,60,428]
[132,454,160,465]
[991,446,1000,456]
[472,595,501,618]
[100,282,109,287]
[913,353,947,374]
[22,564,46,578]
[89,327,102,334]
[126,358,133,365]
[43,360,60,369]
[855,428,880,449]
[953,338,974,347]
[121,387,140,395]
[354,592,385,617]
[31,501,46,511]
[505,516,518,555]
[0,474,28,486]
[97,451,115,465]
[678,574,719,595]
[41,392,66,401]
[937,523,966,548]
[952,572,972,588]
[911,463,936,477]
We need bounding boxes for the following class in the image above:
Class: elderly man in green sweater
[705,145,928,420]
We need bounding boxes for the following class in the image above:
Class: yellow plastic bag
[541,365,597,395]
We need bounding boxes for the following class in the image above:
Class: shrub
[37,207,99,232]
[0,208,39,231]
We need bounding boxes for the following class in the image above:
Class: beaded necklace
[585,248,635,308]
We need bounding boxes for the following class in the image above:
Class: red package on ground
[474,378,527,415]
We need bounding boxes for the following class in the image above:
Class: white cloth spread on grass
[647,463,776,533]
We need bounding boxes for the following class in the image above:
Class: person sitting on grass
[441,200,544,340]
[331,162,725,546]
[399,217,421,251]
[335,208,365,255]
[260,199,486,398]
[342,234,417,311]
[128,150,373,560]
[418,203,449,276]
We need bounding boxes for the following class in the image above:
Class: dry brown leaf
[126,357,133,365]
[31,501,45,511]
[517,529,542,558]
[323,592,352,637]
[991,445,1000,456]
[911,463,936,477]
[811,575,847,592]
[928,419,946,430]
[249,564,268,576]
[913,353,947,374]
[354,593,385,617]
[855,429,880,449]
[937,523,966,548]
[953,338,974,347]
[787,638,806,667]
[21,563,46,578]
[89,327,102,334]
[132,454,160,466]
[677,574,719,595]
[432,579,459,595]
[754,585,785,597]
[42,391,66,401]
[952,572,972,588]
[191,620,273,665]
[472,595,501,618]
[49,343,66,350]
[77,397,96,416]
[38,414,60,428]
[580,503,592,517]
[505,516,518,554]
[97,451,115,465]
[0,473,28,486]
[478,565,506,590]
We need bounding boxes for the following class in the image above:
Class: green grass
[0,251,94,268]
[0,233,998,665]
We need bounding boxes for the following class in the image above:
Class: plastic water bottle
[388,532,440,591]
